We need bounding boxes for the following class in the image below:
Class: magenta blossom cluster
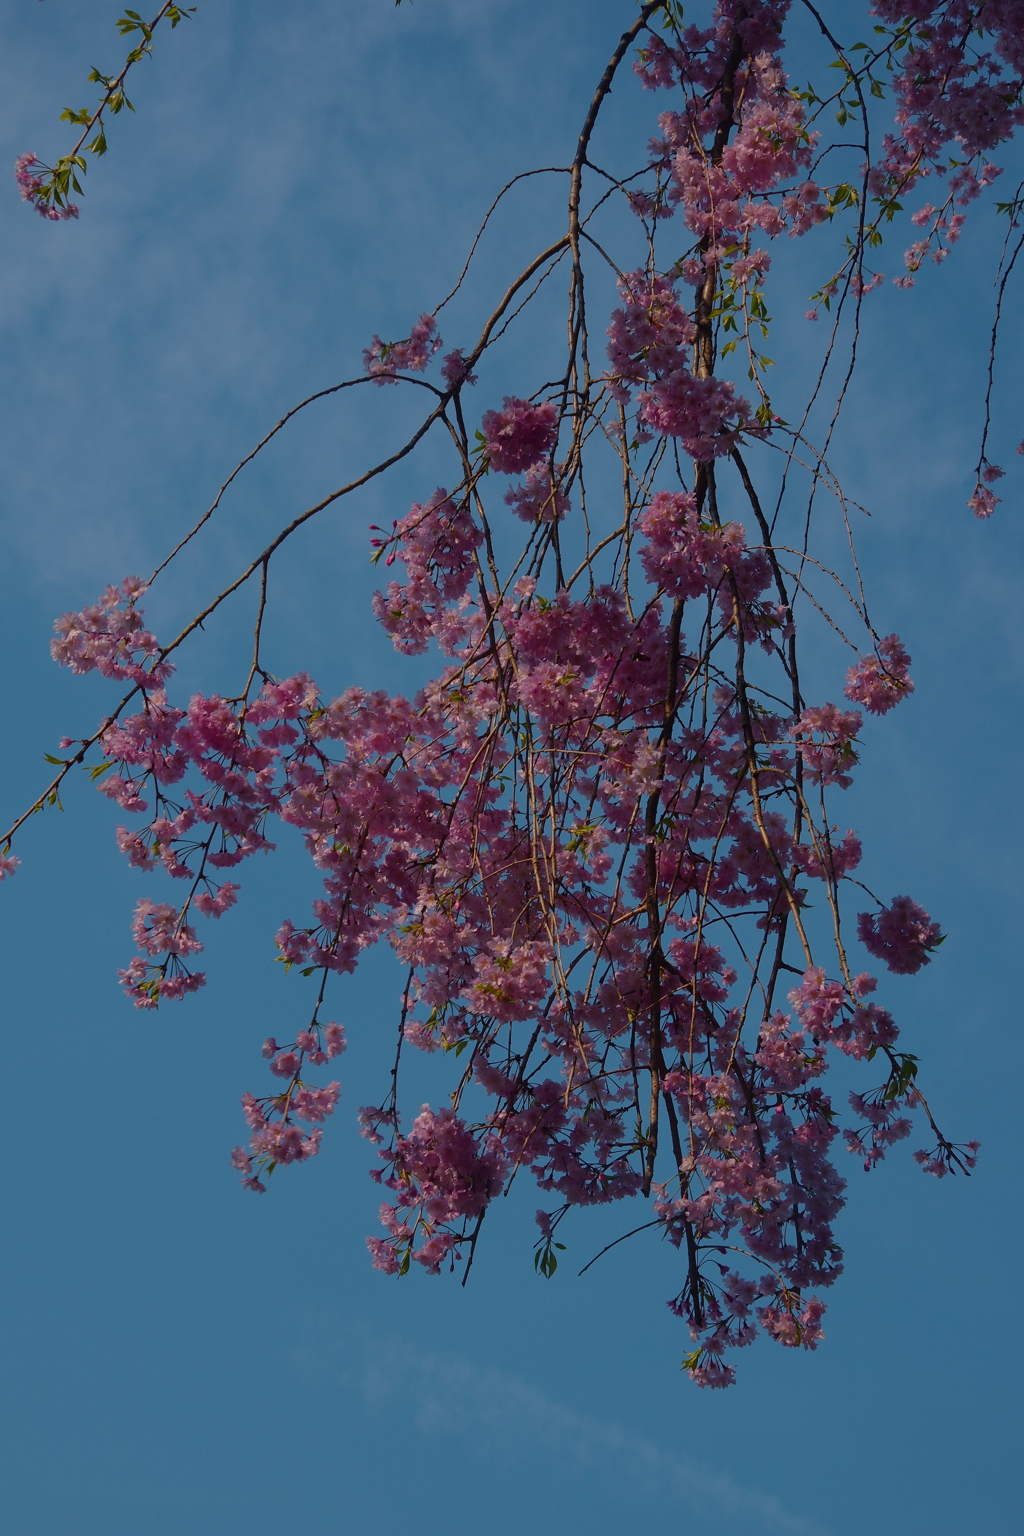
[363,312,442,383]
[968,482,1001,518]
[367,1105,506,1275]
[857,896,943,975]
[635,10,828,248]
[45,500,939,1386]
[371,487,483,656]
[231,1021,346,1191]
[504,463,570,524]
[869,0,1023,206]
[21,0,992,1392]
[14,153,78,221]
[481,396,559,475]
[607,272,760,459]
[844,635,914,715]
[51,576,171,688]
[791,704,862,788]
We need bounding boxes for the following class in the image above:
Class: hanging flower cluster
[8,0,1012,1387]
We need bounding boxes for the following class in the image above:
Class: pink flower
[50,578,170,687]
[760,1294,826,1349]
[605,270,758,458]
[14,152,79,221]
[788,967,845,1032]
[363,313,441,383]
[637,490,747,599]
[366,1236,402,1274]
[638,368,757,461]
[462,940,551,1022]
[369,1105,507,1272]
[292,1081,341,1122]
[504,463,569,524]
[441,349,477,389]
[130,899,203,958]
[481,397,558,474]
[913,1139,979,1178]
[270,1050,300,1078]
[606,271,695,396]
[372,488,482,655]
[790,830,862,882]
[323,1022,346,1057]
[791,704,862,787]
[844,635,913,714]
[968,485,1000,518]
[857,896,943,975]
[193,882,240,917]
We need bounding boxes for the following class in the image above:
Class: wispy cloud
[304,1333,830,1536]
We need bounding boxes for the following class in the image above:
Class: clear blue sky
[1,4,1021,1534]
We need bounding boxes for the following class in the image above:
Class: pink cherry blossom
[844,635,914,715]
[363,313,441,383]
[857,896,943,975]
[14,0,994,1392]
[14,153,79,220]
[504,464,569,524]
[480,397,558,474]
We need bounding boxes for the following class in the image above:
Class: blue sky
[1,4,1022,1534]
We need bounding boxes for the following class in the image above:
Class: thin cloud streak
[333,1335,832,1536]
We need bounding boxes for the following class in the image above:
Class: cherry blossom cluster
[46,514,943,1384]
[14,153,79,221]
[634,6,829,248]
[870,0,1023,198]
[51,576,169,687]
[11,0,999,1389]
[363,313,442,383]
[231,1022,346,1191]
[843,633,914,714]
[857,895,943,974]
[607,273,762,458]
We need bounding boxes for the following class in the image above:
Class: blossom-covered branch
[15,4,195,221]
[7,0,1018,1387]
